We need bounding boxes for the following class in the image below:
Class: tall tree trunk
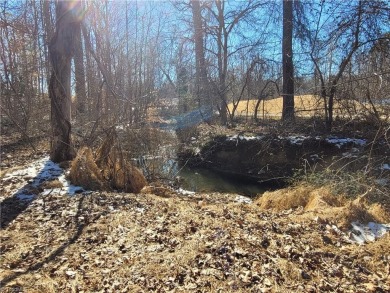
[216,0,228,125]
[74,20,87,114]
[191,0,209,112]
[42,0,53,95]
[49,0,83,162]
[282,0,295,122]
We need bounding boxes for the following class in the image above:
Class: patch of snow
[375,178,389,186]
[177,188,196,195]
[241,135,261,141]
[194,147,201,155]
[227,134,264,142]
[234,195,252,204]
[380,163,390,170]
[227,135,238,141]
[349,221,390,244]
[2,156,85,201]
[325,137,366,149]
[135,207,145,213]
[283,135,309,146]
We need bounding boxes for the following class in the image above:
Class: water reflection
[177,166,266,197]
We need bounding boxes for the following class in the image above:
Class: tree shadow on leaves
[1,158,82,228]
[0,193,101,288]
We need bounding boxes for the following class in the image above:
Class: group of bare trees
[296,0,390,130]
[1,0,389,162]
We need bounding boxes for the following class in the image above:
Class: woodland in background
[1,0,389,157]
[1,3,390,290]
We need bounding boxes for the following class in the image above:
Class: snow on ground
[225,134,368,149]
[234,195,252,204]
[1,156,83,201]
[349,222,390,244]
[176,187,196,196]
[2,155,389,245]
[325,137,367,148]
[227,134,264,141]
[283,135,310,145]
[380,163,390,170]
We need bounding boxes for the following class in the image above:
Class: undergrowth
[293,165,390,210]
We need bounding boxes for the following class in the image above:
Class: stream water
[177,166,267,196]
[130,129,268,197]
[136,150,267,197]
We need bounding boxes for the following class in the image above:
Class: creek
[136,153,268,197]
[128,127,382,198]
[176,166,267,196]
[129,129,268,197]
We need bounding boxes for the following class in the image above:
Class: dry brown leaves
[1,188,389,292]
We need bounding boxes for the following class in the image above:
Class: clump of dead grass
[255,185,345,211]
[255,184,390,230]
[40,179,64,189]
[69,130,147,193]
[68,147,106,191]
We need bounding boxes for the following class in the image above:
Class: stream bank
[118,124,389,196]
[177,132,389,187]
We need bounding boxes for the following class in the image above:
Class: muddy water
[128,128,268,196]
[177,166,267,196]
[134,147,267,197]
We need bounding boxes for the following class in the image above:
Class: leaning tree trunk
[49,1,83,162]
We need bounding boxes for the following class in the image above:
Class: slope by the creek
[0,187,389,292]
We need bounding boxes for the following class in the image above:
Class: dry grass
[255,185,346,211]
[255,185,390,230]
[69,131,147,193]
[41,179,64,189]
[68,147,106,191]
[228,95,389,119]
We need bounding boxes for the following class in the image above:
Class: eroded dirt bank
[178,127,389,186]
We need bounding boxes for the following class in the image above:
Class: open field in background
[228,95,389,120]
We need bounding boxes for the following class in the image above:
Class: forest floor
[1,130,390,292]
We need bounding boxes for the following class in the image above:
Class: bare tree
[74,17,87,114]
[296,0,389,131]
[0,0,50,140]
[49,0,84,162]
[206,0,265,125]
[191,0,210,112]
[282,0,294,122]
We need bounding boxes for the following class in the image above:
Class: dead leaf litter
[0,157,389,292]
